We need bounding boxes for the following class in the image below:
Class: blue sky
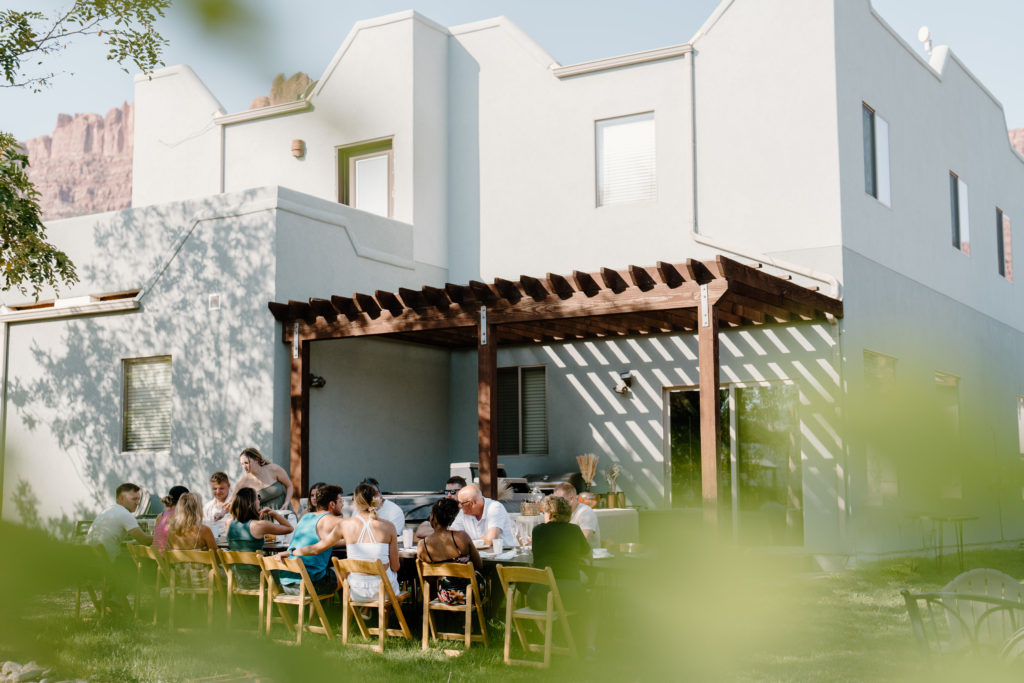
[3,1,1024,141]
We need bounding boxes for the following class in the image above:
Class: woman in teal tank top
[228,488,294,589]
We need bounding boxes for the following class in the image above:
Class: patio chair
[260,554,335,644]
[127,543,169,623]
[901,568,1024,658]
[163,549,223,630]
[496,564,576,668]
[417,559,489,653]
[74,543,109,620]
[217,549,265,634]
[333,557,412,652]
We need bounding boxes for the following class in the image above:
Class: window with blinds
[122,356,172,452]
[596,112,656,206]
[497,366,548,455]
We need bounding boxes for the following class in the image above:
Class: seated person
[417,497,483,605]
[300,481,327,518]
[451,484,515,548]
[553,482,601,549]
[86,482,153,609]
[415,476,467,540]
[202,472,232,538]
[529,495,590,612]
[277,484,344,596]
[227,487,294,589]
[153,485,188,552]
[362,477,405,536]
[167,492,218,588]
[294,482,399,602]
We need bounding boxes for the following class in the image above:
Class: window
[997,207,1013,280]
[595,112,656,206]
[338,139,393,217]
[862,104,890,206]
[122,356,172,452]
[935,371,961,499]
[950,171,970,254]
[863,350,898,503]
[497,366,547,455]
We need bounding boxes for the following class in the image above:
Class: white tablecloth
[594,508,639,544]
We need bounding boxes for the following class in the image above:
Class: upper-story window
[997,207,1013,280]
[862,104,890,206]
[595,112,656,207]
[949,171,970,255]
[338,139,393,218]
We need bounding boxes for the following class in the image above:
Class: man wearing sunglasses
[415,476,467,539]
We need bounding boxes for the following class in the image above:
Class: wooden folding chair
[496,564,577,668]
[333,557,412,652]
[163,549,223,630]
[74,544,109,619]
[260,554,335,644]
[417,559,488,653]
[127,543,168,624]
[217,549,265,634]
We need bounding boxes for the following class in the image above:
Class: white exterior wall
[691,0,844,261]
[830,0,1024,555]
[132,66,224,208]
[448,19,693,282]
[449,321,844,553]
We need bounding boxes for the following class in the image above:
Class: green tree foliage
[0,0,169,297]
[0,131,76,296]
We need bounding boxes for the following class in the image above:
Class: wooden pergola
[268,255,842,515]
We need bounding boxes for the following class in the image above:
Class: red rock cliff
[21,102,133,220]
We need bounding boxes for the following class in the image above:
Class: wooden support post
[289,335,310,509]
[697,285,720,525]
[477,312,498,500]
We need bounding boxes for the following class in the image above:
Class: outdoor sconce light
[291,139,306,159]
[310,374,326,389]
[614,370,633,396]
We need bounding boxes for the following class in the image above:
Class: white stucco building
[2,0,1022,562]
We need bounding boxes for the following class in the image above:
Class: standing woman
[231,447,293,510]
[153,486,189,552]
[167,493,218,588]
[227,487,294,589]
[292,482,399,601]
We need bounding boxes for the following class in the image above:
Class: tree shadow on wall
[7,191,278,521]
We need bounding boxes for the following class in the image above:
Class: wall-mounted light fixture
[291,139,306,159]
[614,370,633,396]
[310,374,326,389]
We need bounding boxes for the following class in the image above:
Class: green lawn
[3,521,1024,681]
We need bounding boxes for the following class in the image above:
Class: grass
[4,519,1024,681]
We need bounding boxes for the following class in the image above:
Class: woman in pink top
[153,485,188,551]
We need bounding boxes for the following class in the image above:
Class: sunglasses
[444,489,462,496]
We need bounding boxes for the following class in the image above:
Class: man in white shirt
[202,471,232,538]
[554,482,601,549]
[86,482,153,609]
[452,484,515,547]
[363,477,405,536]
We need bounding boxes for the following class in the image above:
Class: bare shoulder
[372,518,397,539]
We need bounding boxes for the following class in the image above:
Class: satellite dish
[917,26,933,55]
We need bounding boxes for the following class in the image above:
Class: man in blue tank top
[277,484,344,595]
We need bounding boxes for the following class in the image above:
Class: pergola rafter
[269,255,842,517]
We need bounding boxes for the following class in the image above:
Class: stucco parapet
[552,44,692,79]
[215,99,312,126]
[450,16,557,69]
